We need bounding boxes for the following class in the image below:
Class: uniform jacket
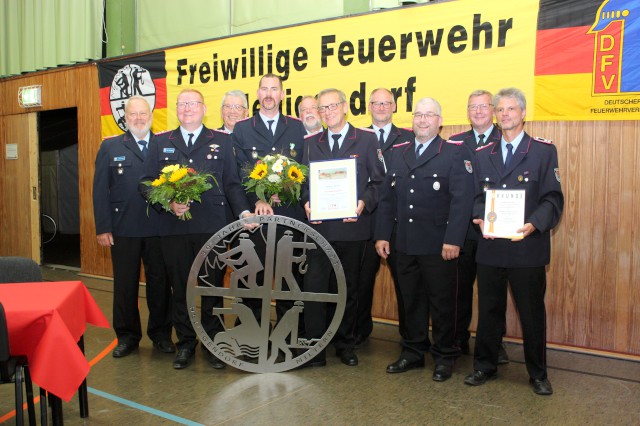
[232,114,307,220]
[93,131,159,238]
[449,126,502,241]
[370,124,414,170]
[473,132,564,268]
[140,126,250,236]
[302,123,385,242]
[375,135,475,256]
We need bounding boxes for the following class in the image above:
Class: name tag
[114,156,125,161]
[163,148,175,153]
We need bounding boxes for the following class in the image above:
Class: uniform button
[409,218,413,223]
[410,189,414,193]
[485,177,490,181]
[411,175,415,179]
[115,208,119,212]
[272,147,276,151]
[433,174,437,177]
[525,177,529,182]
[118,163,122,167]
[409,205,413,209]
[164,157,169,160]
[502,184,507,188]
[189,159,193,163]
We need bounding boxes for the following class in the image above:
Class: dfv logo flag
[589,0,640,94]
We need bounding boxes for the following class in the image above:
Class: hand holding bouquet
[142,164,216,220]
[244,154,308,206]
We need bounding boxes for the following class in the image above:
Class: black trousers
[455,238,477,345]
[474,264,548,379]
[395,251,458,366]
[111,236,172,345]
[161,234,225,350]
[304,240,365,352]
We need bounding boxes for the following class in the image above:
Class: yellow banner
[163,0,540,130]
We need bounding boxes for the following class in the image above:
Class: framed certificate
[483,189,526,239]
[309,158,358,221]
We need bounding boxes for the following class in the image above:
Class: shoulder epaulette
[304,132,320,139]
[534,136,553,144]
[393,141,411,148]
[359,127,375,133]
[153,129,171,136]
[285,114,302,122]
[237,116,252,122]
[213,128,230,135]
[476,142,495,152]
[102,134,119,141]
[446,139,463,146]
[449,131,467,139]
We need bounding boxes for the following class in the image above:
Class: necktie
[331,134,341,158]
[477,134,485,146]
[267,120,275,137]
[504,143,514,168]
[187,133,194,149]
[378,129,385,147]
[138,140,148,159]
[415,143,425,158]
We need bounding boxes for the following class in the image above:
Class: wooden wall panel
[2,66,640,357]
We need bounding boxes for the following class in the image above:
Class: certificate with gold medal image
[309,158,358,221]
[483,189,526,240]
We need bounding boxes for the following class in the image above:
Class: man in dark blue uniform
[375,97,474,381]
[93,95,173,358]
[464,88,563,395]
[141,89,253,369]
[449,89,509,364]
[302,88,385,367]
[356,88,414,348]
[231,74,308,327]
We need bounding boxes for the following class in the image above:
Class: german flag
[97,51,168,139]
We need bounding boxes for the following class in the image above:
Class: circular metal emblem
[187,215,346,373]
[109,64,156,132]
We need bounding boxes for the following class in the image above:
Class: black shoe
[464,370,497,386]
[530,378,553,395]
[432,364,453,382]
[497,343,510,365]
[204,350,226,369]
[112,342,138,358]
[153,339,175,354]
[336,349,358,366]
[386,357,425,374]
[173,348,195,369]
[354,335,369,349]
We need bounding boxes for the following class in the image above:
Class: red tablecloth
[0,281,110,401]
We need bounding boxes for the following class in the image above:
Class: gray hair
[494,88,526,110]
[221,90,248,108]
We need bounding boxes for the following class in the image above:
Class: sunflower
[151,175,166,187]
[249,163,268,180]
[169,167,189,182]
[287,165,305,183]
[162,164,180,174]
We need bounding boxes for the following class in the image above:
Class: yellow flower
[249,163,268,180]
[162,164,180,174]
[151,176,166,187]
[169,167,189,182]
[287,165,304,183]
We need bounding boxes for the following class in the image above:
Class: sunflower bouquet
[243,154,308,206]
[142,164,216,221]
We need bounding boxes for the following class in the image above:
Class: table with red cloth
[0,281,110,402]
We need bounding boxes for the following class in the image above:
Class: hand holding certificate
[482,189,526,240]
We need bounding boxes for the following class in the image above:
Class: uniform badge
[209,144,220,152]
[433,181,440,191]
[117,168,123,175]
[163,148,175,153]
[251,147,258,159]
[518,175,524,182]
[289,143,297,158]
[554,168,560,182]
[391,173,396,187]
[207,154,212,159]
[464,160,473,173]
[377,149,384,163]
[114,156,125,161]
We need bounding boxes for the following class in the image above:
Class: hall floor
[1,266,639,425]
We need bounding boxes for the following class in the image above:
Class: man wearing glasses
[219,90,249,133]
[141,89,253,370]
[302,88,385,367]
[355,88,414,349]
[375,97,474,381]
[449,90,509,364]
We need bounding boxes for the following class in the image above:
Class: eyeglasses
[412,112,440,120]
[317,102,344,113]
[176,101,203,110]
[467,103,493,111]
[222,104,246,112]
[369,101,394,109]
